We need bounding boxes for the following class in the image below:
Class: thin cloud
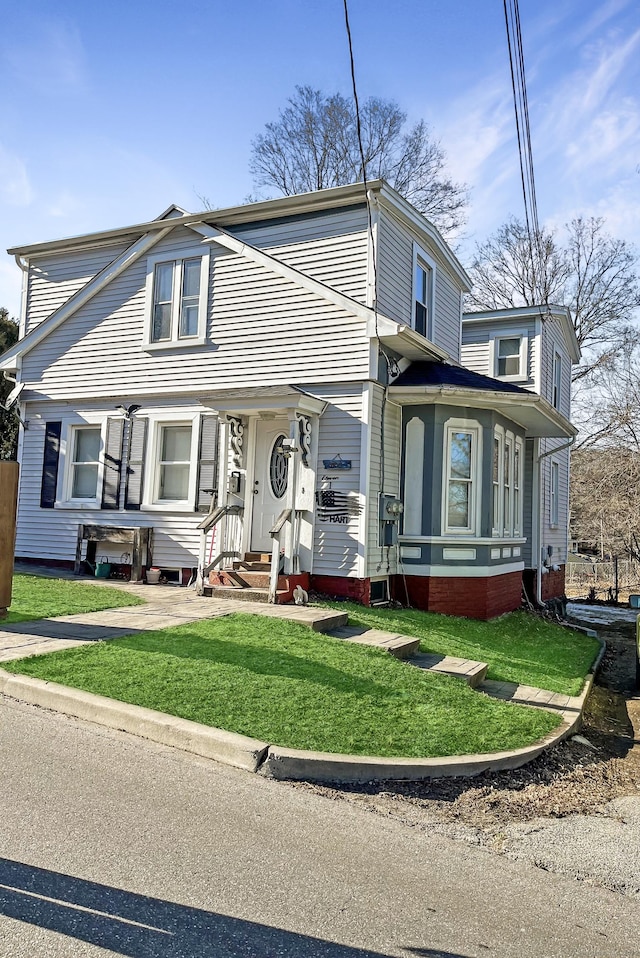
[3,19,88,95]
[0,146,33,207]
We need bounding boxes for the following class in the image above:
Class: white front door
[250,419,290,553]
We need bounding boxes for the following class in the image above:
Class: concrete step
[328,625,420,660]
[210,569,287,590]
[203,585,278,604]
[232,560,271,572]
[410,652,489,688]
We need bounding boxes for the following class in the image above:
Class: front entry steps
[204,554,308,605]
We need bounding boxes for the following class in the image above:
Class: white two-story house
[0,181,577,618]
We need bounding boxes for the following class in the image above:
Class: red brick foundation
[391,571,524,620]
[310,575,371,605]
[522,565,566,604]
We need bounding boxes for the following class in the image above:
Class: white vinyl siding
[308,384,364,579]
[365,386,401,578]
[461,319,536,387]
[14,399,207,570]
[376,209,463,361]
[25,243,131,333]
[20,223,371,398]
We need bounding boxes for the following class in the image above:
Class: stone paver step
[410,652,489,688]
[328,625,420,659]
[480,679,582,712]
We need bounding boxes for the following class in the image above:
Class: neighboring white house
[0,181,577,618]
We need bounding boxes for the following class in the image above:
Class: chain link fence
[567,556,640,600]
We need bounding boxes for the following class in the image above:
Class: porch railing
[268,508,292,603]
[195,504,243,595]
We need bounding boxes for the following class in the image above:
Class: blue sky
[1,0,639,316]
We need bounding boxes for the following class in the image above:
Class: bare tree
[467,216,640,382]
[571,445,640,560]
[250,85,468,237]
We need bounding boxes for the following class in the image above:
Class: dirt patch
[293,616,640,845]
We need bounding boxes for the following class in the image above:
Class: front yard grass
[325,604,599,697]
[3,613,560,758]
[5,574,144,622]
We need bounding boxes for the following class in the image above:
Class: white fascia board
[388,385,577,438]
[0,228,174,371]
[7,181,380,259]
[191,221,376,325]
[376,184,472,291]
[370,315,453,362]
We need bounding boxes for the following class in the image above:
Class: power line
[503,0,548,307]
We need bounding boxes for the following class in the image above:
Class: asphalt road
[0,694,638,958]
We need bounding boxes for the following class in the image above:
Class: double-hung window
[503,437,513,535]
[492,429,503,536]
[494,334,527,380]
[443,420,481,535]
[69,427,102,501]
[156,424,192,502]
[145,249,209,348]
[514,439,523,535]
[412,244,435,339]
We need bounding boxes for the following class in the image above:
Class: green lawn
[3,613,560,759]
[324,603,599,696]
[5,574,144,622]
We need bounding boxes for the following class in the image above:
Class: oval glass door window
[270,435,288,498]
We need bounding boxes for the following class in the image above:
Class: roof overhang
[199,385,327,417]
[371,315,452,362]
[388,384,577,438]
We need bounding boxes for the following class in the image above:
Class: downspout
[535,435,575,604]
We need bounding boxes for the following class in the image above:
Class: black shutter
[40,421,62,509]
[124,417,148,510]
[101,417,124,510]
[195,414,219,512]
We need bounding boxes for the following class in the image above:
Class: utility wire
[342,0,393,571]
[503,0,548,310]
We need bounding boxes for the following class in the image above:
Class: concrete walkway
[1,567,601,782]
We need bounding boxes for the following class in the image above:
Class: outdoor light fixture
[115,404,141,419]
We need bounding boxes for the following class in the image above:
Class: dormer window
[412,244,436,339]
[493,334,527,381]
[144,248,209,349]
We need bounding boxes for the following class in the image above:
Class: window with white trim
[550,460,559,526]
[514,438,523,535]
[492,428,503,536]
[68,426,102,502]
[412,244,435,339]
[155,424,192,502]
[494,335,527,380]
[553,351,562,410]
[443,421,481,535]
[144,248,209,348]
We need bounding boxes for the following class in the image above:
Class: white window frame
[552,350,562,410]
[550,459,560,527]
[59,420,106,508]
[143,413,200,512]
[503,433,513,536]
[514,437,524,536]
[411,243,436,340]
[143,247,209,350]
[491,332,528,381]
[492,426,504,536]
[442,418,482,536]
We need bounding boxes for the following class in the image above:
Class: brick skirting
[391,570,523,620]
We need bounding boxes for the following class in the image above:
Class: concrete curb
[0,670,269,773]
[0,636,605,786]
